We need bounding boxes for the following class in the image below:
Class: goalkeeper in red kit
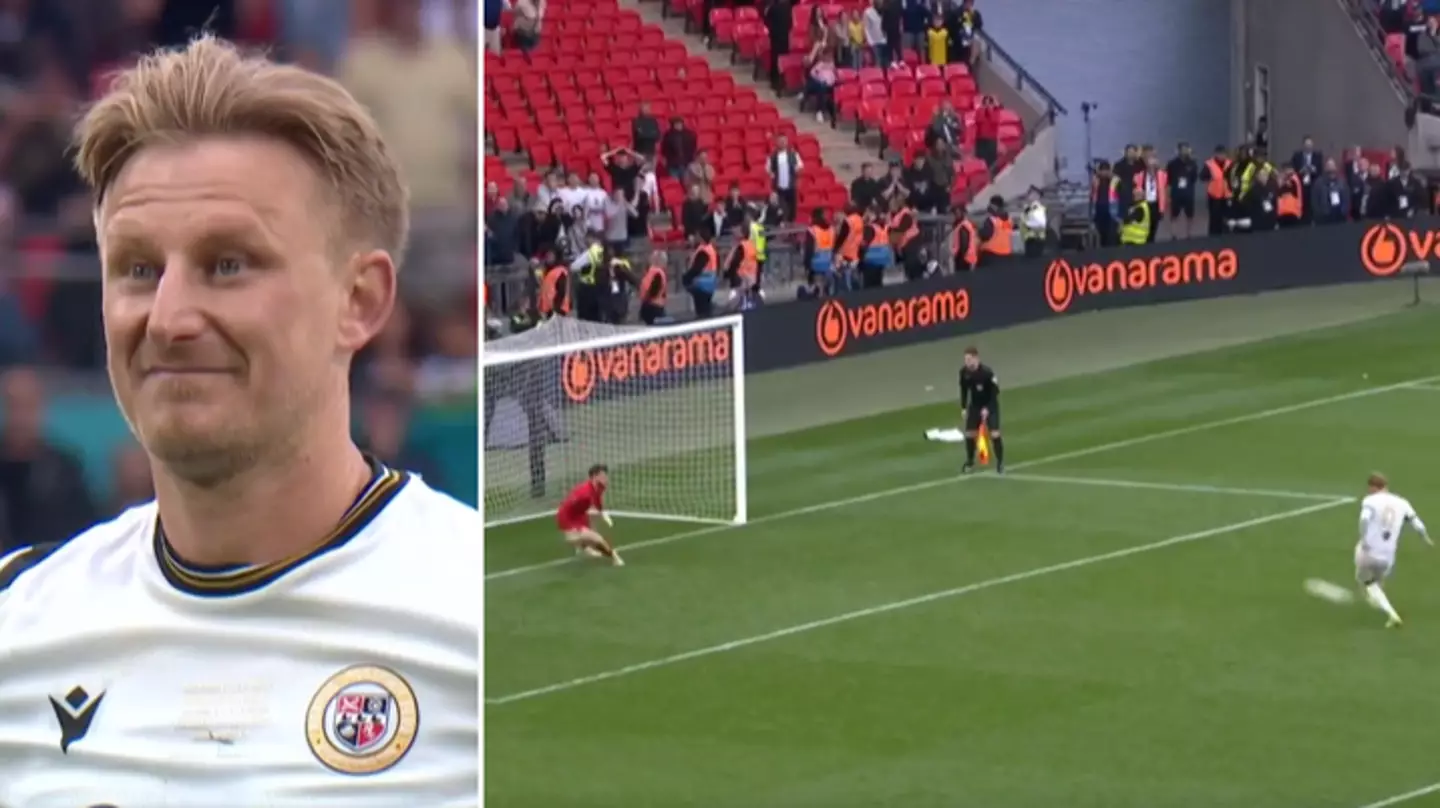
[556,464,624,566]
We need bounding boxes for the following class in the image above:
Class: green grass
[485,307,1440,808]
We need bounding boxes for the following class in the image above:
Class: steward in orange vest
[1201,146,1232,236]
[682,228,720,318]
[1133,162,1167,244]
[976,195,1014,266]
[950,216,979,273]
[835,205,865,267]
[537,261,571,318]
[723,222,759,296]
[1276,169,1304,227]
[888,201,923,281]
[858,211,891,289]
[638,250,669,325]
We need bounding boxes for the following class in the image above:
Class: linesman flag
[976,423,992,466]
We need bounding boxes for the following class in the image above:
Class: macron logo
[49,685,104,753]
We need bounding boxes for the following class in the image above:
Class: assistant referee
[959,346,1004,473]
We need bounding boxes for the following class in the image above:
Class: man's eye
[212,256,245,276]
[127,263,159,281]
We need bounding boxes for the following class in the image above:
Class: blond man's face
[96,136,389,483]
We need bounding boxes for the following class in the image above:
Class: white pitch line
[995,472,1344,501]
[1401,382,1440,392]
[487,497,1353,705]
[1356,781,1440,808]
[486,375,1438,582]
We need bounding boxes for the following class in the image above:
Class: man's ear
[339,249,397,353]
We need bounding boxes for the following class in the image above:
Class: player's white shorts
[1354,542,1395,584]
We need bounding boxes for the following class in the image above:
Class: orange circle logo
[1044,259,1074,313]
[1360,223,1407,277]
[815,299,847,357]
[562,351,596,402]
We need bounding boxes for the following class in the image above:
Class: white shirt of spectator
[862,7,885,45]
[770,150,803,191]
[583,186,608,232]
[556,186,587,213]
[1144,174,1158,203]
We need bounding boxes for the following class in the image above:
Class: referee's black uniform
[959,360,1004,472]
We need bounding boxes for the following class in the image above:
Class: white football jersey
[0,464,479,807]
[1359,490,1420,561]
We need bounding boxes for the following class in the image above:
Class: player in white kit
[0,35,478,806]
[1355,473,1431,627]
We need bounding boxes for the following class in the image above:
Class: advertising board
[744,217,1433,372]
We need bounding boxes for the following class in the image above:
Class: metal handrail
[976,29,1067,118]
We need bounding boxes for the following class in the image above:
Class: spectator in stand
[1240,165,1278,233]
[601,146,643,200]
[880,162,909,209]
[926,14,950,66]
[767,134,803,221]
[851,163,883,210]
[686,149,717,203]
[808,5,833,49]
[556,170,586,210]
[1091,159,1120,247]
[535,170,561,210]
[928,139,956,197]
[1416,14,1440,94]
[862,0,887,67]
[1388,162,1425,218]
[1343,146,1365,187]
[1113,144,1142,211]
[1165,142,1198,239]
[583,171,609,231]
[1138,153,1167,243]
[510,0,544,52]
[908,170,945,213]
[524,198,565,257]
[0,366,96,553]
[973,95,1001,171]
[803,43,838,123]
[1387,146,1408,180]
[602,187,631,253]
[563,203,590,257]
[1311,159,1350,225]
[1380,0,1409,34]
[926,100,963,152]
[721,182,749,229]
[1348,157,1373,220]
[840,9,864,69]
[1290,136,1323,224]
[757,192,786,229]
[681,184,710,241]
[902,0,930,57]
[632,102,661,161]
[338,0,475,211]
[414,306,480,405]
[358,393,446,489]
[764,0,792,91]
[486,195,521,268]
[880,0,903,66]
[1361,162,1389,219]
[1019,187,1046,257]
[947,0,982,66]
[484,0,504,52]
[660,117,698,180]
[628,176,653,239]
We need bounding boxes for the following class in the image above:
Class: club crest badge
[305,665,419,774]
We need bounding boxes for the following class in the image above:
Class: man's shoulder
[0,504,154,597]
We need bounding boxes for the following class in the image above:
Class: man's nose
[145,265,208,343]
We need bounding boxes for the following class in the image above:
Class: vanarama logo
[561,329,731,402]
[1359,222,1440,277]
[815,288,970,358]
[1043,247,1238,313]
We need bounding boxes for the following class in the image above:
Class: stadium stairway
[621,0,874,182]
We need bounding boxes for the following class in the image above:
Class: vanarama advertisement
[561,327,731,403]
[1359,222,1440,277]
[815,287,971,358]
[1044,247,1239,313]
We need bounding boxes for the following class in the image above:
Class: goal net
[482,315,747,528]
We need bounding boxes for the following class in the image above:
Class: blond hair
[72,35,409,264]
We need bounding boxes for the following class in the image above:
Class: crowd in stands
[1089,134,1436,250]
[1377,0,1440,95]
[0,0,478,553]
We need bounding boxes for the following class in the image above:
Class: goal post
[481,315,748,529]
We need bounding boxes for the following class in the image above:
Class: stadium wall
[741,216,1440,371]
[1234,0,1410,157]
[976,0,1231,176]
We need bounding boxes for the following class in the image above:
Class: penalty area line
[485,374,1437,582]
[1356,781,1440,808]
[994,472,1345,501]
[486,497,1353,705]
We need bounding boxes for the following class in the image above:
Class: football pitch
[485,305,1440,808]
